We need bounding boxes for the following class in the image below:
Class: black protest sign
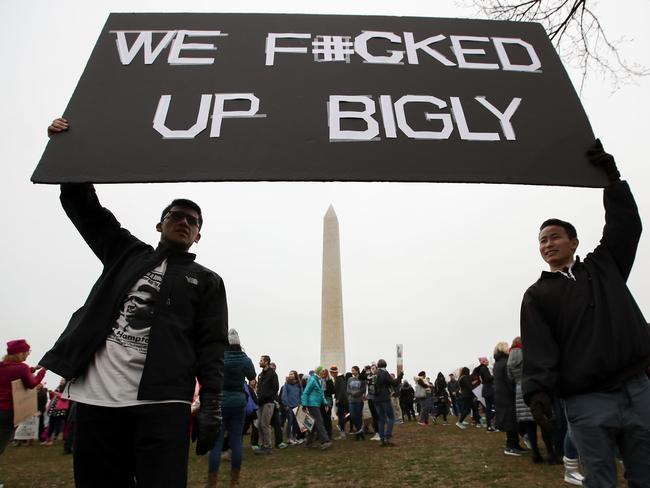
[32,13,606,187]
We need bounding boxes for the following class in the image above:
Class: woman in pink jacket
[0,339,46,454]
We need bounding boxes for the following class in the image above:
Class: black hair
[261,355,271,363]
[351,365,360,373]
[161,199,203,229]
[418,370,426,377]
[377,359,387,368]
[540,218,577,240]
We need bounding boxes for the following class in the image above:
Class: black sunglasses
[164,210,200,228]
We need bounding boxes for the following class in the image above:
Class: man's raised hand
[587,138,620,183]
[48,118,69,137]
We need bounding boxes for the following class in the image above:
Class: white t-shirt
[68,260,189,407]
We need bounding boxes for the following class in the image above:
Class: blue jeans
[374,400,394,441]
[284,406,300,441]
[564,373,650,488]
[484,395,494,428]
[349,402,363,433]
[418,397,432,423]
[564,429,579,460]
[208,405,246,473]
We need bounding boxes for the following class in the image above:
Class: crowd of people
[196,326,590,487]
[2,333,586,487]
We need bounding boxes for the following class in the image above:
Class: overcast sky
[1,0,648,388]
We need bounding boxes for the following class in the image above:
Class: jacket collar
[540,256,581,280]
[154,243,196,264]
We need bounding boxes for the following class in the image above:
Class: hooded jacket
[301,374,326,407]
[521,181,650,401]
[39,184,228,402]
[222,350,256,408]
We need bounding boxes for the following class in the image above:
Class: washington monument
[320,205,346,372]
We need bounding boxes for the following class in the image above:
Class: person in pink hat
[0,339,47,454]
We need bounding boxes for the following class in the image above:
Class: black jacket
[399,383,415,404]
[521,181,650,401]
[39,184,228,401]
[257,368,279,405]
[476,364,494,398]
[434,377,448,399]
[333,375,348,405]
[374,369,402,402]
[447,379,460,396]
[492,352,517,432]
[458,374,474,400]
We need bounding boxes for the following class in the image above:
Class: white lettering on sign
[328,95,522,142]
[265,31,542,72]
[152,93,266,139]
[111,30,228,65]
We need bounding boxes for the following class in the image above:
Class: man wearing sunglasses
[39,118,228,488]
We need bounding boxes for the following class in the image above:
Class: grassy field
[1,418,598,487]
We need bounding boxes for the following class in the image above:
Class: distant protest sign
[32,13,606,187]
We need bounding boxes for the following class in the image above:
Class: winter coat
[300,374,326,407]
[333,375,348,405]
[39,184,228,402]
[374,369,402,402]
[492,351,517,432]
[399,384,415,405]
[521,181,650,400]
[413,376,430,399]
[507,347,533,422]
[434,376,448,400]
[346,376,366,404]
[476,364,494,398]
[281,381,302,409]
[323,378,335,406]
[221,350,256,409]
[458,374,474,400]
[0,361,46,411]
[257,368,279,405]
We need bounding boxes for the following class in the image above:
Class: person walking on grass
[206,329,255,488]
[300,367,332,450]
[416,373,434,426]
[508,337,555,464]
[456,367,474,430]
[492,341,524,457]
[0,340,46,455]
[475,357,495,432]
[434,372,450,425]
[373,359,403,447]
[399,380,415,422]
[281,370,303,445]
[330,365,349,439]
[255,356,278,455]
[448,373,460,417]
[346,366,366,440]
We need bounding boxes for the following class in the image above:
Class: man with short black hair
[521,140,650,487]
[41,118,229,488]
[373,359,403,446]
[256,355,278,454]
[447,373,460,416]
[330,365,348,439]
